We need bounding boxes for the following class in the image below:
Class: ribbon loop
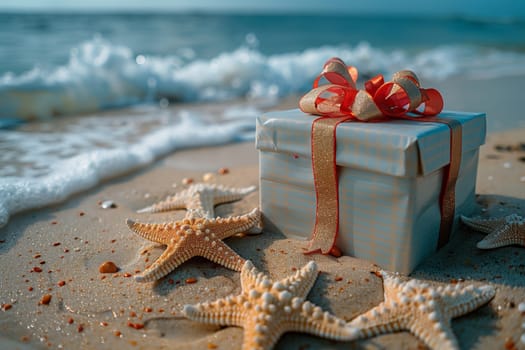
[300,57,455,257]
[301,58,443,120]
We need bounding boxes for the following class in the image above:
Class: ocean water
[1,12,525,228]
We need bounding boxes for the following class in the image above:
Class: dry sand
[0,124,524,349]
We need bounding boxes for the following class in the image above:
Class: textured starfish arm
[461,215,506,234]
[477,223,525,249]
[188,192,214,218]
[126,219,172,244]
[241,318,284,350]
[198,239,246,271]
[408,316,458,350]
[348,309,459,350]
[183,297,246,327]
[442,284,495,318]
[240,260,261,290]
[135,242,193,282]
[211,185,256,206]
[349,308,408,339]
[291,307,359,341]
[206,208,261,239]
[137,194,187,214]
[280,261,318,299]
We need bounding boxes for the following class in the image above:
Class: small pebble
[39,294,52,305]
[518,302,525,313]
[2,304,12,311]
[218,167,229,175]
[503,162,512,169]
[57,281,66,287]
[99,261,119,274]
[495,144,512,152]
[127,321,144,330]
[101,200,117,209]
[32,267,42,273]
[185,277,198,284]
[182,177,194,185]
[203,173,215,182]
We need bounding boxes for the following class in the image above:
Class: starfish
[126,208,260,282]
[183,260,359,350]
[137,183,256,219]
[348,271,495,350]
[461,213,525,249]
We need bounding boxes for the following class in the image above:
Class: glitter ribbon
[300,57,459,255]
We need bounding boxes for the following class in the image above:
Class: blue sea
[2,12,525,119]
[1,12,524,228]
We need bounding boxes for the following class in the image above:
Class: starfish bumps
[128,183,261,282]
[127,208,260,282]
[462,213,525,249]
[349,271,495,350]
[183,260,358,350]
[183,265,495,350]
[137,183,256,219]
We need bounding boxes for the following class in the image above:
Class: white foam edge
[0,115,254,228]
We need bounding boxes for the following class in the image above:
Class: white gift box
[256,109,486,274]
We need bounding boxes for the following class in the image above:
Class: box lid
[256,109,486,177]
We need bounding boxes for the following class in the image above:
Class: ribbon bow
[300,57,458,257]
[300,57,443,120]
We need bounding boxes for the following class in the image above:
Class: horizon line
[0,8,522,22]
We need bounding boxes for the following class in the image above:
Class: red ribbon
[300,57,458,256]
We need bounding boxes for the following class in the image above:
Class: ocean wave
[1,37,525,119]
[0,111,256,228]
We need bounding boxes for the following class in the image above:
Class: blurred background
[1,0,524,122]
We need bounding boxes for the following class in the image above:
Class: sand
[1,78,525,349]
[1,130,524,349]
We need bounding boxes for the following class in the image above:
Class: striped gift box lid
[256,109,486,177]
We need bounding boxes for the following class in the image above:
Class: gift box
[256,109,486,274]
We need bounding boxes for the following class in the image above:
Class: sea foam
[0,111,255,228]
[2,37,525,120]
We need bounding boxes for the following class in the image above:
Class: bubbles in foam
[1,37,525,120]
[0,107,259,228]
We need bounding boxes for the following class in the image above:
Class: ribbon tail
[409,116,462,248]
[436,118,462,248]
[305,116,351,255]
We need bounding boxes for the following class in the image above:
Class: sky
[0,0,524,19]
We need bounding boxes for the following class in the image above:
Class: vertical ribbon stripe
[307,116,352,255]
[400,116,463,248]
[436,118,463,248]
